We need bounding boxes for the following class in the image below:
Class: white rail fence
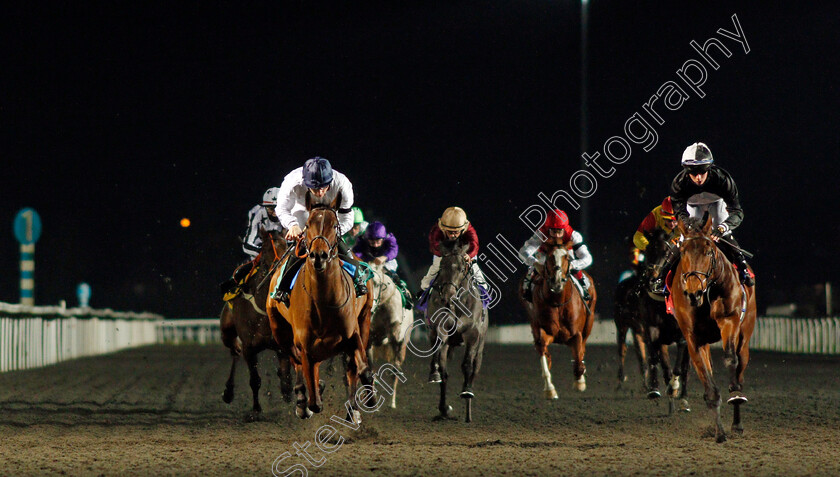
[1,305,839,374]
[0,302,162,373]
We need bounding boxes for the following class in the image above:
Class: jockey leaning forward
[418,206,489,296]
[519,209,593,302]
[353,220,413,309]
[272,156,369,305]
[219,187,282,294]
[664,142,755,288]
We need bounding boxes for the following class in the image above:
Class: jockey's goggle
[547,227,565,236]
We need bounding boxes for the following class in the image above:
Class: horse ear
[677,217,688,236]
[701,211,713,234]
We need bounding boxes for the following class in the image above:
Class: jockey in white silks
[219,187,282,294]
[519,209,593,302]
[272,156,369,305]
[242,187,283,258]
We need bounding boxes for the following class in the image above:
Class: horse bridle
[431,251,473,297]
[680,236,720,295]
[297,206,341,263]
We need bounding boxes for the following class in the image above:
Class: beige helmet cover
[438,206,469,233]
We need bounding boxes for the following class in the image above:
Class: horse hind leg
[645,343,662,400]
[616,324,628,385]
[571,334,587,392]
[276,352,294,403]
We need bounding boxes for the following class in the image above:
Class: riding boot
[385,269,413,309]
[522,266,535,303]
[574,270,592,302]
[650,249,678,294]
[718,235,755,287]
[274,255,304,306]
[337,240,368,297]
[219,260,253,295]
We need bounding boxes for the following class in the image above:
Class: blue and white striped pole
[20,243,35,306]
[13,208,42,307]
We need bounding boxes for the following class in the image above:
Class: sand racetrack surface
[1,339,839,476]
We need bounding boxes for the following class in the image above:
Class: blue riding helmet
[364,221,387,240]
[302,157,334,189]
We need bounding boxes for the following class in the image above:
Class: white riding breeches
[687,194,728,227]
[420,256,487,290]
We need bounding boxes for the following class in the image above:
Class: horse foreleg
[634,332,648,391]
[244,350,262,416]
[300,353,323,415]
[462,334,485,423]
[645,342,662,400]
[536,329,557,399]
[437,343,453,418]
[223,353,239,404]
[731,331,751,435]
[293,362,313,419]
[388,339,408,409]
[720,319,747,404]
[570,334,587,392]
[692,343,724,442]
[616,324,628,385]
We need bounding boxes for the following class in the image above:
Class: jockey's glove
[711,223,729,239]
[525,256,537,267]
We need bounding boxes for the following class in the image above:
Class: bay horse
[636,228,691,413]
[671,214,756,442]
[525,242,596,399]
[426,240,487,423]
[266,196,374,421]
[220,228,293,418]
[613,272,648,388]
[367,263,411,409]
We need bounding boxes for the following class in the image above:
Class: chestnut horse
[671,215,756,442]
[220,228,293,418]
[525,243,596,399]
[266,197,374,421]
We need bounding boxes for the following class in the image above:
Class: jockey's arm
[276,173,301,233]
[569,231,593,271]
[381,235,399,261]
[518,232,542,265]
[333,173,355,235]
[632,230,649,251]
[241,206,263,256]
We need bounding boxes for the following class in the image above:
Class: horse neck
[305,256,347,303]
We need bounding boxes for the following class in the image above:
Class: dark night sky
[1,1,838,320]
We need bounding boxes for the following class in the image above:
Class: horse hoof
[727,393,748,405]
[428,371,442,384]
[244,411,261,423]
[348,410,362,425]
[460,390,474,399]
[573,380,586,392]
[716,433,727,443]
[295,406,313,419]
[222,389,234,404]
[648,390,662,400]
[680,400,691,413]
[732,425,744,435]
[319,380,326,394]
[308,403,323,414]
[544,388,558,400]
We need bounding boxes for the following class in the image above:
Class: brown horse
[525,243,596,399]
[613,273,648,388]
[220,228,293,418]
[670,215,756,442]
[266,196,374,421]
